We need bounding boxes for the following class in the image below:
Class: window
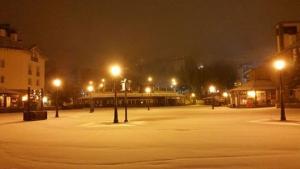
[28,78,32,85]
[36,67,40,77]
[0,76,4,83]
[28,65,32,75]
[0,59,5,68]
[36,79,40,86]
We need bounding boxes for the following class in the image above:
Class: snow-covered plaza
[0,106,300,169]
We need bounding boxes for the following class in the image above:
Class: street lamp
[171,78,177,92]
[101,78,106,92]
[222,92,229,106]
[145,87,151,110]
[52,78,62,118]
[110,65,121,123]
[191,93,196,104]
[148,76,153,82]
[87,84,95,113]
[209,85,217,109]
[273,59,287,121]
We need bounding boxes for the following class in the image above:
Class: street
[0,106,300,169]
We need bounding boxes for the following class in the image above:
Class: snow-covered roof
[231,80,276,91]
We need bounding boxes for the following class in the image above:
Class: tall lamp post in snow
[209,85,217,110]
[110,65,121,123]
[87,84,95,113]
[148,76,153,90]
[52,78,62,118]
[145,86,151,110]
[171,78,177,92]
[124,78,129,123]
[273,59,287,121]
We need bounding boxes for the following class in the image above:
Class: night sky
[1,0,300,76]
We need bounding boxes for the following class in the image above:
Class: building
[80,91,186,107]
[275,21,300,106]
[230,65,276,108]
[0,24,46,110]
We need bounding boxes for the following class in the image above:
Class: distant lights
[222,92,229,98]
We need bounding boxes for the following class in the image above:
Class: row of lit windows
[28,65,40,77]
[28,78,40,86]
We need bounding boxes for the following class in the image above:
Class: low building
[230,63,276,108]
[80,91,186,107]
[0,24,46,111]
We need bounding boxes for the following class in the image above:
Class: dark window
[0,60,5,68]
[28,65,32,75]
[0,76,4,83]
[283,26,298,35]
[36,79,40,86]
[28,78,32,85]
[36,67,40,77]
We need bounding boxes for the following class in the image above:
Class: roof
[231,80,276,91]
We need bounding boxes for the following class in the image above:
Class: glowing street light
[191,93,196,104]
[148,76,153,82]
[222,92,229,98]
[171,78,177,92]
[110,65,121,77]
[87,84,95,113]
[145,87,151,110]
[208,85,217,109]
[273,59,287,121]
[222,92,229,106]
[52,78,62,118]
[209,85,217,94]
[110,65,121,123]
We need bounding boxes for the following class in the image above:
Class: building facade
[0,24,46,110]
[275,21,300,105]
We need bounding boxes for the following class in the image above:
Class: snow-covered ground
[0,106,300,169]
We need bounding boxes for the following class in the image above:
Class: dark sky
[1,0,300,74]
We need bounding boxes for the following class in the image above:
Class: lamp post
[191,93,196,104]
[52,78,62,118]
[198,64,205,97]
[145,87,151,110]
[87,84,95,113]
[222,92,229,106]
[171,78,177,92]
[148,76,153,91]
[124,78,128,123]
[101,78,106,92]
[110,65,121,123]
[209,85,216,109]
[273,59,286,121]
